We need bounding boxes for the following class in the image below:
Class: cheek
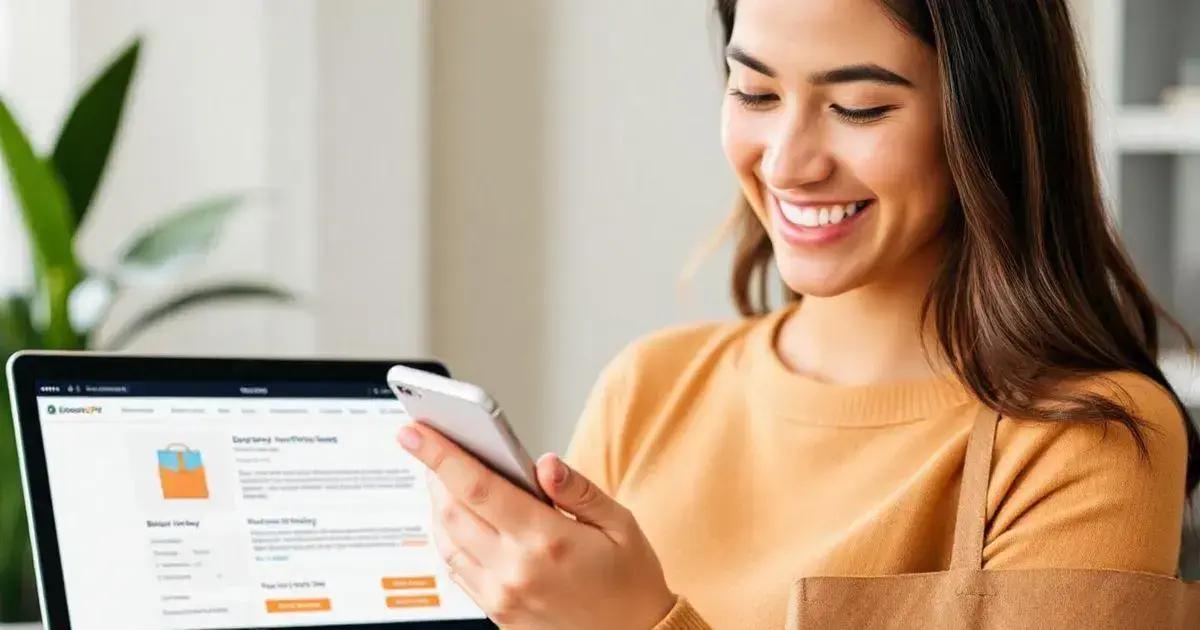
[721,106,769,218]
[843,118,953,235]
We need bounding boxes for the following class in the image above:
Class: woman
[397,0,1199,628]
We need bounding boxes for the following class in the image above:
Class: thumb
[536,453,629,531]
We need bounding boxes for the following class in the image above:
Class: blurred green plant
[0,38,294,620]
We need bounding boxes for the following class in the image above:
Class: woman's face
[722,0,954,296]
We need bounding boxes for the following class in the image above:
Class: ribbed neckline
[745,304,973,426]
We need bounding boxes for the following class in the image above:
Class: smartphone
[387,364,549,502]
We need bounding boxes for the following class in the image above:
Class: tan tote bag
[786,407,1200,629]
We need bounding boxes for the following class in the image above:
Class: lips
[768,194,874,246]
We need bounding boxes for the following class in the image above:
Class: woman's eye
[728,89,779,110]
[830,104,896,124]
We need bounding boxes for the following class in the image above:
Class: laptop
[6,351,495,630]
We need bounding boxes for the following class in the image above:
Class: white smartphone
[387,364,549,502]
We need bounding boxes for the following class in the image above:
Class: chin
[776,262,865,298]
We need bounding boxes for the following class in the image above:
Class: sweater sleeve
[983,372,1190,574]
[563,346,634,495]
[567,343,718,630]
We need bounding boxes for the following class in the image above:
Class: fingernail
[398,426,422,451]
[550,455,568,486]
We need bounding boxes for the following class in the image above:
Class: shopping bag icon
[157,443,209,500]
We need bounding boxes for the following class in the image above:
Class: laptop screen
[32,379,485,629]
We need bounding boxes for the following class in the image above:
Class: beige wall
[430,1,736,453]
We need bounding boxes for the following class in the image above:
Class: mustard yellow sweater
[566,308,1188,629]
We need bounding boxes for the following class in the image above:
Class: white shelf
[1114,106,1200,153]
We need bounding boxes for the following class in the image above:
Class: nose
[760,114,835,191]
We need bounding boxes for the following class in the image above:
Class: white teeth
[780,202,805,225]
[778,197,867,228]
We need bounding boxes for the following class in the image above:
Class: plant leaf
[0,99,78,272]
[0,384,32,621]
[51,38,141,229]
[117,194,244,280]
[0,294,40,355]
[103,282,295,350]
[40,266,84,349]
[0,98,84,348]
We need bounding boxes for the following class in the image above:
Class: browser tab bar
[33,381,400,399]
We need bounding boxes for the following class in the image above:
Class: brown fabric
[654,597,711,630]
[786,406,1200,629]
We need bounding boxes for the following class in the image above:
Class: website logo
[49,404,102,416]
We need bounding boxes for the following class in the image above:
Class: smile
[767,194,875,247]
[776,198,873,228]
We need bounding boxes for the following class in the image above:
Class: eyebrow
[726,45,777,77]
[812,65,913,87]
[725,45,914,88]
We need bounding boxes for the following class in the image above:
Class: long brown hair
[716,0,1200,495]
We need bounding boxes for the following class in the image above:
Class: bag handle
[949,405,1000,571]
[163,443,192,452]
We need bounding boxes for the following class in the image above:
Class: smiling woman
[720,0,954,309]
[400,0,1200,628]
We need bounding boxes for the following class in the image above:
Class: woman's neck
[776,243,948,386]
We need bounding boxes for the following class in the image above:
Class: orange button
[265,598,332,613]
[382,576,437,590]
[386,594,441,608]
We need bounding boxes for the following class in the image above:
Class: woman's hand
[397,422,676,630]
